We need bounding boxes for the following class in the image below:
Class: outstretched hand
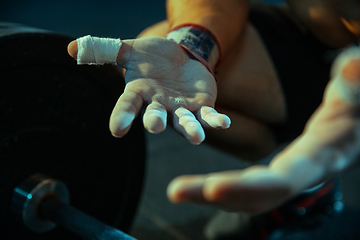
[68,36,230,144]
[166,47,360,214]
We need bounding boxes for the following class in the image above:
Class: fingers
[167,175,208,204]
[325,46,360,106]
[201,168,292,213]
[167,172,238,204]
[167,167,292,213]
[265,47,360,196]
[144,104,231,141]
[196,106,231,129]
[67,37,134,67]
[172,106,231,144]
[143,102,167,134]
[109,89,143,138]
[173,107,205,145]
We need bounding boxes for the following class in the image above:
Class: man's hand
[68,36,230,144]
[166,47,360,213]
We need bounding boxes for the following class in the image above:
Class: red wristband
[178,44,218,81]
[166,23,221,80]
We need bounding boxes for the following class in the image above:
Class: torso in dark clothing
[248,4,336,143]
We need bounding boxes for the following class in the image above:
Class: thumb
[67,36,134,67]
[324,46,360,106]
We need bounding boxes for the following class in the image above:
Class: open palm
[68,36,230,144]
[116,37,230,144]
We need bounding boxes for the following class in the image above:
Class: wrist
[166,24,221,79]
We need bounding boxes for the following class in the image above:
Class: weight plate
[0,23,145,239]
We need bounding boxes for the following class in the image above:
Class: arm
[166,0,249,62]
[167,46,360,213]
[68,1,249,145]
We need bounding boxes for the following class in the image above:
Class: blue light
[14,188,29,198]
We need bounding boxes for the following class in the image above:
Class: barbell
[0,22,145,239]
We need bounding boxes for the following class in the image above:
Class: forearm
[166,0,249,60]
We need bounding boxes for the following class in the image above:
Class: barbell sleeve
[39,197,136,240]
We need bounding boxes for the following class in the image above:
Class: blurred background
[0,0,285,39]
[1,0,360,240]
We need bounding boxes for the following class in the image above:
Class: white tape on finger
[76,35,122,65]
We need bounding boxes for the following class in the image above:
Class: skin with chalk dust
[174,98,186,105]
[69,35,231,146]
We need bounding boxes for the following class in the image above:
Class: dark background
[0,0,284,39]
[1,0,360,240]
[0,0,167,39]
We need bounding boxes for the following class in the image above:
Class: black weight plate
[0,23,145,239]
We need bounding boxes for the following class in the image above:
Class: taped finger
[76,35,122,65]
